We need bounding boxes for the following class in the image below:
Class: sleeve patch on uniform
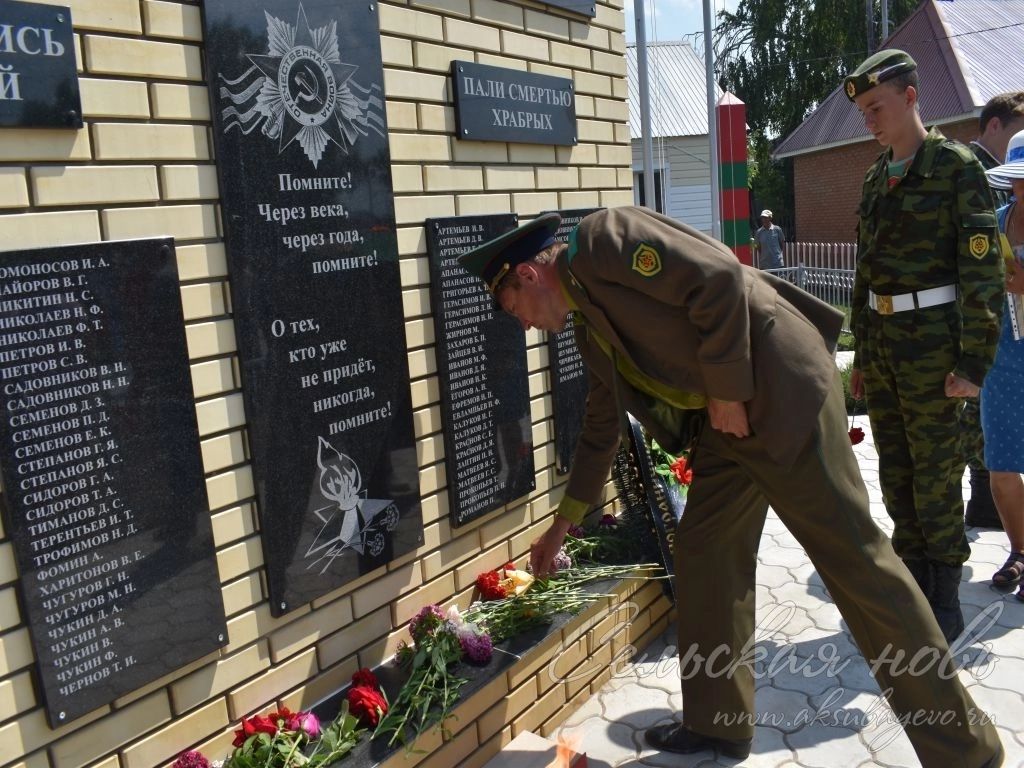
[969,233,990,259]
[631,242,661,277]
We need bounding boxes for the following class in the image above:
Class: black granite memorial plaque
[204,0,421,614]
[426,215,535,527]
[544,208,601,474]
[0,1,82,128]
[544,0,596,17]
[0,238,225,726]
[452,61,577,146]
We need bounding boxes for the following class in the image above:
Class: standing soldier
[962,92,1024,529]
[846,50,1004,642]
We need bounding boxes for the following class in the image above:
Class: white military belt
[868,284,958,315]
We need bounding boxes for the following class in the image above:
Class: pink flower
[287,710,321,739]
[172,751,209,768]
[459,630,493,664]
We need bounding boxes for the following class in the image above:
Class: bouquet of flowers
[465,551,665,644]
[173,704,363,768]
[373,604,493,747]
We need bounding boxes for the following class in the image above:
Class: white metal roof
[627,42,724,139]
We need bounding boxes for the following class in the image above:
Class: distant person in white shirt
[754,209,785,270]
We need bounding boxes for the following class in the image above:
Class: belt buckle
[875,295,894,315]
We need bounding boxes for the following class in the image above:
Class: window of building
[633,169,665,213]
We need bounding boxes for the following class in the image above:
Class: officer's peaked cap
[457,212,561,294]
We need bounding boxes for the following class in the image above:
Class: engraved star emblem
[247,4,358,165]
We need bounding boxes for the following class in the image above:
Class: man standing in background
[753,209,785,270]
[962,91,1024,529]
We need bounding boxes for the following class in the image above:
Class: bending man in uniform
[457,205,1002,767]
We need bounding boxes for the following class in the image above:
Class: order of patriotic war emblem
[216,3,385,168]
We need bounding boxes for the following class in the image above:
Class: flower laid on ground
[174,704,364,768]
[649,439,692,490]
[476,562,535,602]
[465,562,665,645]
[373,604,493,747]
[172,752,209,768]
[347,668,388,727]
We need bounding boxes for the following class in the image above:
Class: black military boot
[965,467,1003,529]
[929,562,965,643]
[900,557,932,599]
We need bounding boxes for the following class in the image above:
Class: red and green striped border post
[717,93,751,265]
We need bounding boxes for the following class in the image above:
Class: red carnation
[849,427,865,445]
[502,562,516,572]
[475,570,508,600]
[670,455,693,485]
[351,668,380,690]
[348,685,388,727]
[232,714,278,747]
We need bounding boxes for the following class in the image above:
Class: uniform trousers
[673,371,1001,767]
[860,305,969,565]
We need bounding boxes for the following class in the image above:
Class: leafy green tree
[713,0,917,228]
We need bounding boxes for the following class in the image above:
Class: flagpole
[635,0,656,210]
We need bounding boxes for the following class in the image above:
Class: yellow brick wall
[0,0,635,765]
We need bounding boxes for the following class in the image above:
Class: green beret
[457,212,561,294]
[843,49,916,101]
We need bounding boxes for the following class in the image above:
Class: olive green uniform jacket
[559,207,844,509]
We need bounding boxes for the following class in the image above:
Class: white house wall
[631,135,712,234]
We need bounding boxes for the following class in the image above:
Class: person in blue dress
[981,128,1024,598]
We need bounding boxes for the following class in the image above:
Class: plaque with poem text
[0,238,225,726]
[427,215,535,527]
[544,208,600,474]
[204,0,421,613]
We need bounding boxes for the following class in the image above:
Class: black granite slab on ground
[0,238,225,726]
[203,0,421,614]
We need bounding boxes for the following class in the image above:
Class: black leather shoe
[644,722,752,759]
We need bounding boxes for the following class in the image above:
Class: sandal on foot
[1017,584,1024,603]
[992,552,1024,587]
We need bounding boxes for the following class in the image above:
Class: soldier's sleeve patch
[631,242,661,277]
[969,233,990,259]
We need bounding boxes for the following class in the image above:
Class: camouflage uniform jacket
[969,140,1011,209]
[851,128,1003,384]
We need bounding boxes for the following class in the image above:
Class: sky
[622,0,740,45]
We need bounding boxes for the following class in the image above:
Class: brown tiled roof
[774,0,1024,158]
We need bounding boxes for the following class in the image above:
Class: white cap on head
[985,129,1024,189]
[760,209,773,218]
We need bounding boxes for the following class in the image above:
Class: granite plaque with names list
[544,208,601,474]
[204,0,421,615]
[0,238,225,726]
[427,215,535,527]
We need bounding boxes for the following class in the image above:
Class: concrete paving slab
[549,420,1024,767]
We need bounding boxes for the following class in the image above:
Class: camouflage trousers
[860,308,969,566]
[959,397,986,470]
